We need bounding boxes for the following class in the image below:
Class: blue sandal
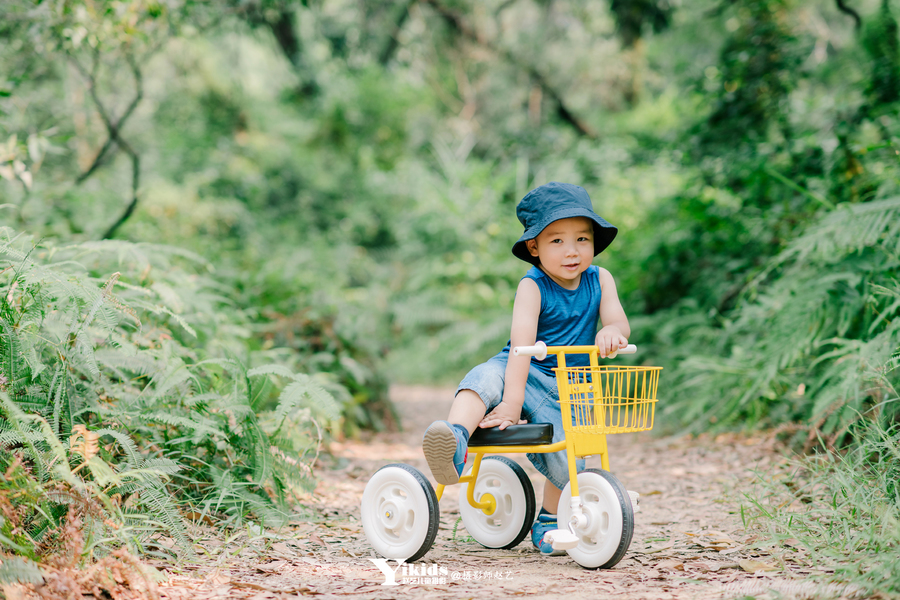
[531,513,567,556]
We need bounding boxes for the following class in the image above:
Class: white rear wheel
[361,464,439,562]
[458,457,535,549]
[557,469,634,569]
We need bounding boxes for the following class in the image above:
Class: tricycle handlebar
[512,341,548,360]
[512,342,637,360]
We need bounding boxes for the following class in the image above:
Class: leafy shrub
[649,197,900,439]
[0,228,341,580]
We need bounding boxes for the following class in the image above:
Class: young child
[422,181,630,556]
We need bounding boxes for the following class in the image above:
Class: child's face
[525,216,594,289]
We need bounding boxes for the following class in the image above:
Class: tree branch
[101,144,140,240]
[69,52,115,182]
[101,54,143,240]
[494,0,520,17]
[71,52,144,191]
[268,9,301,67]
[68,49,144,238]
[237,2,317,95]
[421,0,597,139]
[378,0,415,66]
[836,0,862,30]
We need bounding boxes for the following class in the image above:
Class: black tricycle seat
[468,423,554,447]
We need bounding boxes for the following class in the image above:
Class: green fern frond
[248,364,296,379]
[94,348,160,379]
[93,428,141,464]
[137,242,212,268]
[266,377,338,440]
[150,306,197,338]
[0,233,31,263]
[0,428,47,448]
[779,196,900,263]
[0,556,45,585]
[83,456,121,487]
[71,331,101,378]
[70,272,123,337]
[207,467,291,527]
[141,412,222,440]
[147,362,196,400]
[133,457,182,476]
[247,418,272,486]
[134,483,191,551]
[0,393,73,484]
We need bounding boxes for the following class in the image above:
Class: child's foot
[531,513,568,556]
[422,420,468,485]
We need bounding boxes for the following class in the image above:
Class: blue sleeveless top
[503,265,602,377]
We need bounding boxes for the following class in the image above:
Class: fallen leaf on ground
[184,512,216,526]
[695,540,731,550]
[205,569,230,585]
[691,561,739,573]
[255,560,288,573]
[739,559,779,573]
[641,542,676,554]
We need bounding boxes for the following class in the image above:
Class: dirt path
[157,386,838,600]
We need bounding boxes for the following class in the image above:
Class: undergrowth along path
[155,386,863,600]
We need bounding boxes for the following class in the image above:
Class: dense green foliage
[650,197,900,441]
[0,229,343,579]
[1,0,899,590]
[635,0,900,438]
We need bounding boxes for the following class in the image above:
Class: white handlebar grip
[512,341,547,361]
[607,344,637,358]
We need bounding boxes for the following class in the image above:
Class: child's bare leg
[542,480,562,514]
[447,389,487,434]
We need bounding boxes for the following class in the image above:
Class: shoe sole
[423,422,462,485]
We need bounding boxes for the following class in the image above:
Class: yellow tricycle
[360,343,662,569]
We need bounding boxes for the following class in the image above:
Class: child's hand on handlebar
[596,326,628,359]
[479,401,527,430]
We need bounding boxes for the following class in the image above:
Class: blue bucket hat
[512,182,617,265]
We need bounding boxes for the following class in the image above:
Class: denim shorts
[456,351,585,490]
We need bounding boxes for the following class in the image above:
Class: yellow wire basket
[511,342,663,459]
[556,365,662,439]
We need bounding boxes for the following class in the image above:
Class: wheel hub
[478,492,497,516]
[576,498,610,542]
[379,497,403,529]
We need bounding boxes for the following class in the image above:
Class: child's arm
[595,267,630,358]
[479,278,541,430]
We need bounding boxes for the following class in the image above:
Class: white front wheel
[557,469,634,569]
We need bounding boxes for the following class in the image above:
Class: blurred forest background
[1,0,899,593]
